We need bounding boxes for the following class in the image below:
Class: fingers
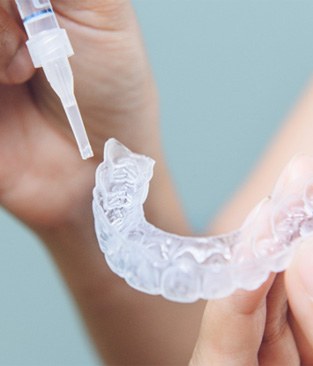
[256,154,313,365]
[191,154,313,365]
[189,277,274,366]
[258,274,300,365]
[0,6,34,84]
[285,237,313,365]
[289,311,313,365]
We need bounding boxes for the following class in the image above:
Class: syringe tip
[64,103,94,160]
[81,145,94,160]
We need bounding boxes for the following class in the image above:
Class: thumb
[285,236,313,364]
[189,278,273,366]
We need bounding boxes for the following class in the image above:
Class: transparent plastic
[92,139,313,303]
[15,0,93,160]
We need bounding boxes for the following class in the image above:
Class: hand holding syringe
[15,0,93,160]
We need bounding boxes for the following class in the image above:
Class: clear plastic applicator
[15,0,94,160]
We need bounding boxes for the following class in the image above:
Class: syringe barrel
[15,0,73,67]
[15,0,59,38]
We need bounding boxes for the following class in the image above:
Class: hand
[190,156,313,365]
[0,0,158,230]
[1,4,197,364]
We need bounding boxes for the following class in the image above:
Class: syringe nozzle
[42,58,93,160]
[64,103,94,160]
[15,0,93,160]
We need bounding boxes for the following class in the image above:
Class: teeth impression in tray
[92,139,313,303]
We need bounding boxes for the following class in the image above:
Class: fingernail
[296,238,313,300]
[6,45,33,84]
[271,158,295,200]
[272,153,313,201]
[287,153,313,181]
[242,196,271,228]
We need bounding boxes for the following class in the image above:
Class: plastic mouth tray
[92,139,313,302]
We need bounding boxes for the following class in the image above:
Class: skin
[191,156,313,365]
[189,84,313,365]
[1,0,313,365]
[0,1,203,365]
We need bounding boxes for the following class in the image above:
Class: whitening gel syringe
[15,0,94,160]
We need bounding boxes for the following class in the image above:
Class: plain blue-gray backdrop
[1,1,313,364]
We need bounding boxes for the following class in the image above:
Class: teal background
[1,1,313,364]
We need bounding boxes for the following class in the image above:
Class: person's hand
[190,156,313,365]
[190,253,313,366]
[1,4,199,364]
[0,0,158,230]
